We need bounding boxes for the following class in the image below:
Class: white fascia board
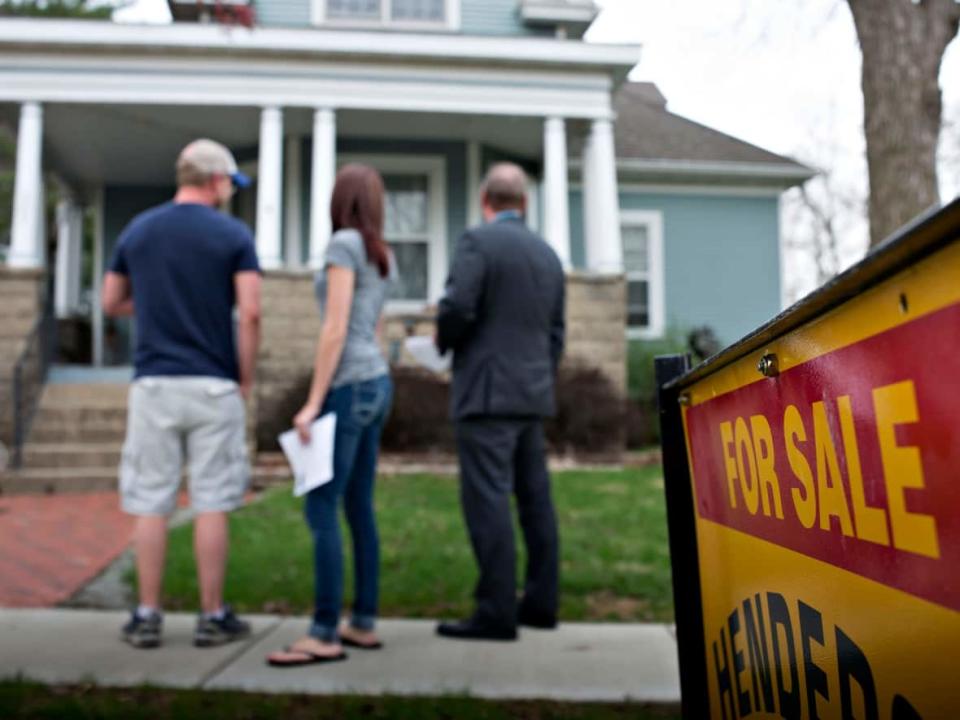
[0,51,616,119]
[0,19,639,78]
[616,158,816,183]
[569,157,816,188]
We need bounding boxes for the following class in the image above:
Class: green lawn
[145,466,673,623]
[0,682,680,720]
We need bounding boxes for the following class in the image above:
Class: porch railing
[9,303,56,469]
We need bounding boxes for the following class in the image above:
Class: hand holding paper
[404,335,452,373]
[278,413,337,497]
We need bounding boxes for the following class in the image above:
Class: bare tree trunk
[847,0,960,247]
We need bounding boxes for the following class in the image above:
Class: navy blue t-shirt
[109,202,260,381]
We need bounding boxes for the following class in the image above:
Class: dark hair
[329,163,390,277]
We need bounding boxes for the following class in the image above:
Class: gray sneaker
[194,605,251,647]
[122,610,162,649]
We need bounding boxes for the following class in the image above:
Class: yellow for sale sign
[674,227,960,718]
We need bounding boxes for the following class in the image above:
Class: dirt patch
[585,591,651,621]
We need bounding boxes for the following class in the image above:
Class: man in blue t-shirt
[102,138,261,650]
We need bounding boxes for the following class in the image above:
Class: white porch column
[542,116,571,268]
[584,118,623,273]
[92,186,104,367]
[54,198,82,318]
[256,106,284,270]
[309,108,336,269]
[283,134,303,268]
[581,129,598,266]
[466,140,482,227]
[8,102,44,269]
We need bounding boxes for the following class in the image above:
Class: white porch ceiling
[0,103,550,191]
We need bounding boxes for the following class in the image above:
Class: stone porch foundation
[256,270,627,451]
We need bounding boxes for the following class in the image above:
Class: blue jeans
[305,374,393,642]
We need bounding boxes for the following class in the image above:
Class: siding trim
[621,208,665,341]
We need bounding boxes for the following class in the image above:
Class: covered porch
[0,20,635,475]
[3,97,626,369]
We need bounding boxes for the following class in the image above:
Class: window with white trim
[621,210,665,340]
[384,173,430,301]
[319,0,457,28]
[339,155,447,309]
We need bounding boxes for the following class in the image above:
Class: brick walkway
[0,492,134,608]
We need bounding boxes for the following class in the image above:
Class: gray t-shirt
[315,228,395,388]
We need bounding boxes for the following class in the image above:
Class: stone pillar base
[564,271,627,396]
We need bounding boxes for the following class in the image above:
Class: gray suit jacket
[436,217,565,420]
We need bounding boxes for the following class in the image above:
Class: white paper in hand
[404,335,451,373]
[278,413,338,497]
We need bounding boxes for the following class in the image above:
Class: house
[0,0,811,487]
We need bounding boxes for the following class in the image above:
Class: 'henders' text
[718,380,939,558]
[713,593,922,719]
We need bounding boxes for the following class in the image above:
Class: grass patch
[0,681,680,720]
[145,467,673,623]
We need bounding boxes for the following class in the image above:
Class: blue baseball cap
[179,138,251,190]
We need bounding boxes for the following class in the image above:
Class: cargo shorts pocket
[118,443,138,497]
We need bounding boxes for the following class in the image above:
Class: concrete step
[0,467,119,494]
[39,383,129,407]
[28,421,127,443]
[21,443,122,469]
[33,406,128,426]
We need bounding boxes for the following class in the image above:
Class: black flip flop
[340,636,383,650]
[267,647,349,668]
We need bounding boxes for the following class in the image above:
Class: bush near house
[626,330,686,447]
[265,364,636,457]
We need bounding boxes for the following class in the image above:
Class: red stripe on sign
[685,301,960,612]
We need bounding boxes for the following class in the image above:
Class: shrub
[626,325,723,447]
[256,374,312,451]
[546,364,626,458]
[262,364,634,457]
[380,366,453,453]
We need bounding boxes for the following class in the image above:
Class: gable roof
[587,82,814,188]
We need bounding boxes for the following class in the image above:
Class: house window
[384,174,430,301]
[339,155,447,309]
[621,210,665,340]
[327,0,381,20]
[392,0,445,21]
[319,0,456,27]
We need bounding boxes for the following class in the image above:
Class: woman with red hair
[268,164,395,666]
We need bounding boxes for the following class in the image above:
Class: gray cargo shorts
[119,376,250,516]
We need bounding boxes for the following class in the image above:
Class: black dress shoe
[436,619,517,641]
[518,609,558,630]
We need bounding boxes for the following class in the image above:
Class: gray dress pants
[455,417,559,628]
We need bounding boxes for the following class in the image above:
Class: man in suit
[435,162,565,641]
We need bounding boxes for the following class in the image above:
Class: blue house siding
[257,0,311,27]
[301,137,468,260]
[570,190,781,345]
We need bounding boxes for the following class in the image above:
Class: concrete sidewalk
[0,609,680,703]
